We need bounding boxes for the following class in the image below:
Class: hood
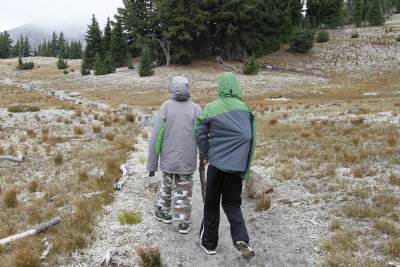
[217,72,242,100]
[169,76,190,101]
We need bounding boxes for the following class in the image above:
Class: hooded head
[169,76,190,101]
[217,72,242,100]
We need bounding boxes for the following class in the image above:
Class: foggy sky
[0,0,124,32]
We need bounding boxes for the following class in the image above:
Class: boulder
[118,104,129,111]
[245,170,276,198]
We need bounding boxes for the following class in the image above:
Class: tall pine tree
[367,0,386,25]
[110,18,128,66]
[84,15,103,69]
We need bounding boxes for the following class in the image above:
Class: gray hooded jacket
[147,76,202,175]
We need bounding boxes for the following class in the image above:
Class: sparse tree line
[0,33,31,58]
[0,31,82,59]
[34,31,83,59]
[81,0,398,77]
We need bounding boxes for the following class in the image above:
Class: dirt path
[61,140,326,267]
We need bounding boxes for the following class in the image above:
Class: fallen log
[100,249,117,267]
[216,56,239,73]
[0,155,25,162]
[114,164,128,190]
[0,217,61,246]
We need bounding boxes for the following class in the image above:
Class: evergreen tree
[138,45,154,76]
[243,57,260,74]
[0,31,13,58]
[58,32,67,58]
[93,53,108,75]
[57,55,69,69]
[117,0,153,57]
[23,36,31,57]
[81,53,91,75]
[110,18,127,66]
[367,0,386,25]
[103,18,112,54]
[50,31,58,57]
[289,21,315,53]
[68,41,83,59]
[353,0,363,26]
[84,15,103,69]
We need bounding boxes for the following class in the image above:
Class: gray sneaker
[178,222,191,234]
[235,241,255,259]
[200,244,216,255]
[154,210,172,224]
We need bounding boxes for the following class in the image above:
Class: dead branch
[114,164,128,190]
[0,155,25,162]
[0,217,61,246]
[40,237,53,260]
[100,250,117,267]
[146,34,170,66]
[216,56,239,72]
[82,191,104,198]
[256,140,286,147]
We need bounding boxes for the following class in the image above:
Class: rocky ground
[0,15,400,267]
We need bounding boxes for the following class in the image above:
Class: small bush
[8,105,40,113]
[73,126,85,135]
[92,125,102,133]
[63,70,69,75]
[351,33,359,38]
[13,250,41,267]
[255,195,271,212]
[54,152,63,165]
[17,58,34,70]
[105,131,116,141]
[125,113,135,122]
[139,46,154,77]
[243,57,260,75]
[135,246,165,267]
[317,31,330,42]
[3,187,18,208]
[28,180,39,193]
[117,210,142,225]
[57,56,69,69]
[289,23,315,53]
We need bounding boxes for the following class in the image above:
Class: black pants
[200,165,249,250]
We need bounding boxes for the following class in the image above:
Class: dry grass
[53,152,64,165]
[92,125,102,133]
[2,187,18,208]
[388,173,400,186]
[13,250,41,267]
[73,126,84,135]
[27,180,39,193]
[254,195,272,212]
[135,247,165,267]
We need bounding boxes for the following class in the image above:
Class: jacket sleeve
[194,106,210,159]
[243,107,256,180]
[147,102,167,172]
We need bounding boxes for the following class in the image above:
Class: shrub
[289,23,314,53]
[351,33,359,38]
[243,57,260,75]
[135,246,165,267]
[73,126,84,135]
[255,195,271,212]
[54,152,63,165]
[57,56,69,69]
[317,31,329,43]
[397,36,400,42]
[117,210,142,225]
[139,46,154,77]
[28,180,39,193]
[92,125,102,133]
[3,187,18,208]
[17,58,34,70]
[63,70,69,75]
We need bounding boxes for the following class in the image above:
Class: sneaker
[153,211,172,224]
[235,241,255,259]
[178,222,191,234]
[200,244,216,255]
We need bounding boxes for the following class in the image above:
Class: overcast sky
[0,0,124,32]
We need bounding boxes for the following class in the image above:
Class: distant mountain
[7,20,86,49]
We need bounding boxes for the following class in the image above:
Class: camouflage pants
[154,172,193,224]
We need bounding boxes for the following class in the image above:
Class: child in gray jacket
[147,76,202,233]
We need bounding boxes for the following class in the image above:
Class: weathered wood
[82,191,104,198]
[0,155,25,162]
[100,250,117,267]
[40,237,52,259]
[0,217,61,246]
[216,56,239,72]
[114,164,128,190]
